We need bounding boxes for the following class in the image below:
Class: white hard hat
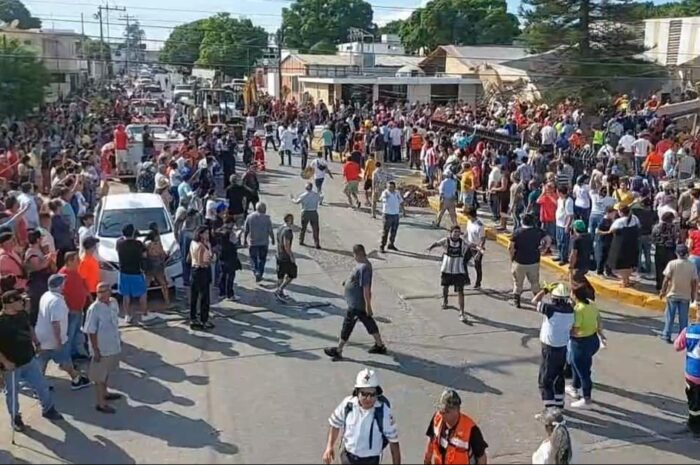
[355,368,379,389]
[551,283,570,298]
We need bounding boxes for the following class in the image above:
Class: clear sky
[23,0,676,49]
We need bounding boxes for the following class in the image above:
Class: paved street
[1,152,699,464]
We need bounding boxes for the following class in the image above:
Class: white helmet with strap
[355,368,379,389]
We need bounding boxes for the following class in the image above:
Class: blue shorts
[118,272,147,298]
[37,342,71,367]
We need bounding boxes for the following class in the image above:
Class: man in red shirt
[113,124,128,175]
[342,156,362,209]
[59,252,91,361]
[5,196,28,248]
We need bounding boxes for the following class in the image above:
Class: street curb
[428,196,692,316]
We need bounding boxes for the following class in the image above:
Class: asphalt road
[0,151,699,464]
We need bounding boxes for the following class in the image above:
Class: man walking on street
[380,181,404,253]
[428,226,471,322]
[660,244,697,343]
[371,162,392,219]
[509,214,551,308]
[674,321,700,436]
[324,244,388,361]
[291,182,321,248]
[464,208,486,289]
[83,282,123,414]
[243,202,275,283]
[434,171,458,228]
[424,389,489,465]
[275,214,297,302]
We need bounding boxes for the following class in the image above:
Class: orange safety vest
[426,412,475,465]
[410,134,424,151]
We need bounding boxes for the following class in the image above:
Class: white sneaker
[565,385,580,399]
[570,398,592,409]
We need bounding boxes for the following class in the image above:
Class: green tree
[398,0,519,53]
[196,13,268,78]
[0,38,48,117]
[377,19,404,36]
[521,0,666,104]
[281,0,374,52]
[0,0,40,29]
[82,39,111,61]
[160,19,206,67]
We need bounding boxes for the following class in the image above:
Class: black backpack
[344,395,391,450]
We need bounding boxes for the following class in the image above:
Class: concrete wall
[407,84,430,104]
[644,17,700,66]
[458,84,479,106]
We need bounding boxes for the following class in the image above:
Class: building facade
[0,26,88,101]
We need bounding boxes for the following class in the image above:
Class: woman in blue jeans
[566,286,606,409]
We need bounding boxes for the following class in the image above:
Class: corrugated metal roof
[374,55,424,67]
[440,45,530,66]
[292,54,356,66]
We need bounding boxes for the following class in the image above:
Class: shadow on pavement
[0,450,29,464]
[55,401,238,456]
[24,424,135,464]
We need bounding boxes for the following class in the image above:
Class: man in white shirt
[617,130,635,175]
[35,274,91,390]
[279,125,296,166]
[309,153,333,198]
[632,134,652,176]
[379,181,404,253]
[540,122,557,153]
[323,369,400,465]
[17,182,39,229]
[464,208,486,289]
[555,186,574,265]
[389,124,403,163]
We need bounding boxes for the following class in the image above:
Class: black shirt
[226,185,248,215]
[632,207,656,236]
[572,233,593,271]
[116,238,145,275]
[511,227,547,265]
[425,414,488,461]
[598,217,614,246]
[0,311,35,367]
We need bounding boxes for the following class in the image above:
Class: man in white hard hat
[532,282,574,415]
[323,369,401,465]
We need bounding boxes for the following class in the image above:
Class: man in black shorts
[275,213,297,301]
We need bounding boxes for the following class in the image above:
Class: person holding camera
[0,289,64,432]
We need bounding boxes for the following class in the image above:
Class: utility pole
[95,4,125,79]
[276,29,283,100]
[120,14,137,76]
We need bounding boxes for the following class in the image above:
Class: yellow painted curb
[428,196,696,317]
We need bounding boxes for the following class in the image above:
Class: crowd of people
[2,74,700,464]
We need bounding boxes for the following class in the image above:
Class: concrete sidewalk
[427,196,697,317]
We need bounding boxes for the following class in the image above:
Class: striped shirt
[436,237,470,274]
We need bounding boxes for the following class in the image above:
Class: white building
[0,26,88,101]
[337,34,405,56]
[643,17,700,67]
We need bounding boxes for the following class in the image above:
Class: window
[49,73,66,83]
[291,76,299,92]
[98,208,171,238]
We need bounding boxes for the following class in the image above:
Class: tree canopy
[521,0,666,104]
[281,0,374,52]
[0,0,40,29]
[196,13,268,78]
[160,19,207,67]
[0,39,48,118]
[377,20,403,36]
[397,0,519,53]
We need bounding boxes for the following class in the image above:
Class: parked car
[95,193,183,291]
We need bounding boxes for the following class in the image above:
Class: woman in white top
[189,226,213,330]
[532,408,575,464]
[572,175,591,225]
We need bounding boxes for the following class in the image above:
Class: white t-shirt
[657,205,678,223]
[328,396,399,458]
[466,219,485,245]
[380,190,403,215]
[541,125,556,145]
[35,291,70,350]
[632,138,652,158]
[573,184,591,209]
[154,172,167,192]
[532,438,577,464]
[310,158,328,180]
[611,214,640,231]
[281,129,296,151]
[590,192,615,216]
[555,197,574,227]
[205,199,218,221]
[618,134,635,152]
